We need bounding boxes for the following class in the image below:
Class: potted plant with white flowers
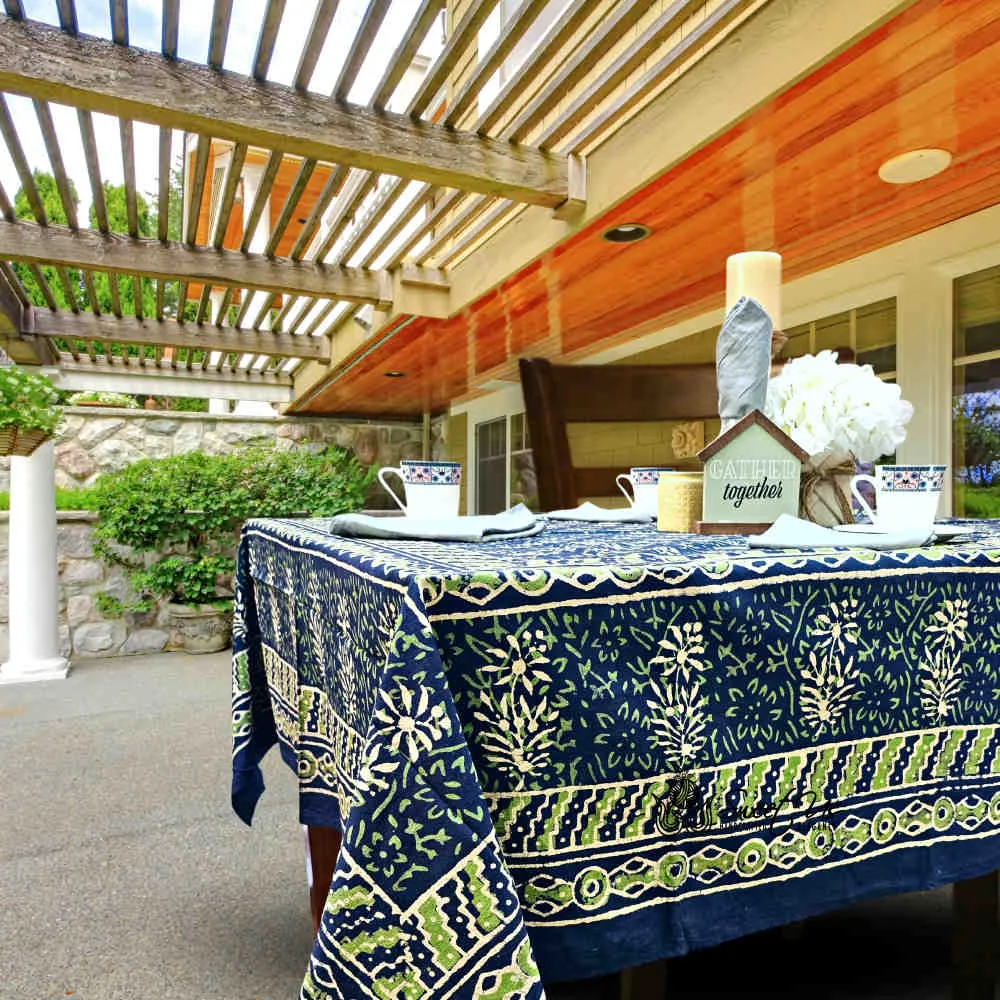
[764,350,914,525]
[0,363,61,457]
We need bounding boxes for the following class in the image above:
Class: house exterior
[279,0,999,520]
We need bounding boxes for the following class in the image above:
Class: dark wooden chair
[519,356,720,511]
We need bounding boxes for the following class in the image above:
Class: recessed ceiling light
[601,223,651,244]
[878,148,952,184]
[384,370,405,378]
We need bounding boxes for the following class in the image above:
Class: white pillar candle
[726,251,782,329]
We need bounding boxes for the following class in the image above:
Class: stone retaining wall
[0,407,445,507]
[0,408,448,661]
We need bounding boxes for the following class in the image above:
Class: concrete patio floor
[0,651,960,1000]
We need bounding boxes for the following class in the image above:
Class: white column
[1,440,69,683]
[895,267,953,514]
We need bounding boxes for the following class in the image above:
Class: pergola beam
[0,220,393,303]
[50,358,293,402]
[0,14,570,209]
[28,307,331,360]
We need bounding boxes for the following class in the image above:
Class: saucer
[833,523,976,541]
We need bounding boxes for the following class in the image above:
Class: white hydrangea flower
[765,350,913,464]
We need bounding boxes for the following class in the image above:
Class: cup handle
[616,473,636,506]
[377,467,408,513]
[850,473,877,523]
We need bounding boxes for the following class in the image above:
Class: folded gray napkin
[747,514,932,550]
[326,503,543,542]
[717,296,773,434]
[546,502,654,523]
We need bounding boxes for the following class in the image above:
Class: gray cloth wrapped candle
[716,295,773,433]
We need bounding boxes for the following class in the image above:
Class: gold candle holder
[657,471,704,533]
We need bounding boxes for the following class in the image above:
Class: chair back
[519,357,720,511]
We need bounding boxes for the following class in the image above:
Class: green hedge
[0,486,99,511]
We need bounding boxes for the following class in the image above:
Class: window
[476,417,508,514]
[473,412,536,514]
[781,298,897,376]
[953,265,1000,516]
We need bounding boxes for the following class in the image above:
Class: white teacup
[849,464,946,529]
[377,460,462,518]
[616,466,675,516]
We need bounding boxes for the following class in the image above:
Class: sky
[2,0,445,226]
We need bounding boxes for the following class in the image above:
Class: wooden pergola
[0,0,759,404]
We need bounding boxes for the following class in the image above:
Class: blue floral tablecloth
[231,517,1000,1000]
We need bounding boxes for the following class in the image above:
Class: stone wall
[0,406,447,506]
[0,408,449,661]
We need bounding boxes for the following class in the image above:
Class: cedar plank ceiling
[298,0,1000,418]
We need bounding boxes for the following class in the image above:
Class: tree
[12,169,80,311]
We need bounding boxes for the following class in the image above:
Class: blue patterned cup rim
[400,460,461,468]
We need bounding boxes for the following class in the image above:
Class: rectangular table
[231,517,1000,999]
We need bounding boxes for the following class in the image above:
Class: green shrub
[0,486,99,511]
[90,446,372,606]
[956,484,1000,519]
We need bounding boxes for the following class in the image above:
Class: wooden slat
[0,261,27,307]
[359,182,434,267]
[294,0,339,91]
[240,149,282,253]
[56,0,78,33]
[157,126,172,241]
[289,163,347,259]
[162,0,180,58]
[251,291,277,330]
[503,0,655,143]
[211,141,248,249]
[196,283,213,323]
[436,200,517,268]
[333,0,390,102]
[33,100,78,228]
[31,311,333,360]
[407,0,494,118]
[443,0,551,128]
[0,219,393,302]
[387,188,463,267]
[0,15,571,209]
[0,177,13,220]
[56,354,294,398]
[265,157,315,257]
[81,269,100,314]
[287,297,318,334]
[476,0,600,135]
[110,0,128,45]
[336,177,408,265]
[185,133,212,245]
[303,299,339,337]
[569,0,751,153]
[55,266,79,312]
[273,292,304,331]
[312,172,377,263]
[78,109,107,229]
[0,96,46,223]
[208,0,234,68]
[213,286,233,327]
[370,0,443,111]
[252,0,286,81]
[26,262,57,310]
[120,118,139,235]
[537,0,703,147]
[1,1,22,18]
[415,193,488,264]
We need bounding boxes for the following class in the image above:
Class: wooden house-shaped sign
[695,410,809,535]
